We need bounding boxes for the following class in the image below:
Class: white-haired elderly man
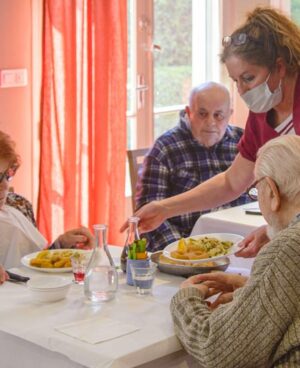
[170,135,300,368]
[135,81,252,252]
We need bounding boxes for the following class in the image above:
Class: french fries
[29,250,76,268]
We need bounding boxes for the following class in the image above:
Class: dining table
[0,246,252,368]
[191,202,266,237]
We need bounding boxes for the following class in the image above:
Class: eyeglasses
[222,33,260,48]
[0,166,18,184]
[247,177,266,201]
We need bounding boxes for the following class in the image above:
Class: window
[127,0,221,150]
[291,0,300,23]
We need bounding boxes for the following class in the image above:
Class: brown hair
[220,7,300,74]
[0,130,21,168]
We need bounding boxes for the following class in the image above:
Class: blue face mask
[241,73,282,113]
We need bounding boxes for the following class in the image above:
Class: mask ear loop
[265,72,271,83]
[265,72,282,93]
[276,79,282,92]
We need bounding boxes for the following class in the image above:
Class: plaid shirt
[136,111,252,252]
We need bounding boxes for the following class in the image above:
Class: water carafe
[84,224,118,302]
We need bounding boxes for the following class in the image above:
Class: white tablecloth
[191,202,266,237]
[191,202,267,271]
[0,247,252,368]
[0,247,198,368]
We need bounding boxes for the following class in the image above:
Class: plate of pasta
[21,249,91,273]
[163,233,244,264]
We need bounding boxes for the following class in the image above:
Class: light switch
[0,69,28,88]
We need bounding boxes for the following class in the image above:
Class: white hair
[255,135,300,200]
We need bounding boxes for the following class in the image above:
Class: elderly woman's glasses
[247,177,266,201]
[222,33,260,48]
[0,166,18,183]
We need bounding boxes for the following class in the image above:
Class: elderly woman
[0,130,94,270]
[170,135,300,368]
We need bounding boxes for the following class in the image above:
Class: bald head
[188,82,231,109]
[186,82,232,147]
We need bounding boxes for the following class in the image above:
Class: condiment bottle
[120,216,140,272]
[84,224,118,302]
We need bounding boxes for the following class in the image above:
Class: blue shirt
[136,111,252,251]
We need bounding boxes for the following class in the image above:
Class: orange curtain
[38,0,127,245]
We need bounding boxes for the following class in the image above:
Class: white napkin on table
[55,317,139,344]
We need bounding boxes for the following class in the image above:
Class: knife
[6,271,30,283]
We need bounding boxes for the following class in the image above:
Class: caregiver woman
[132,6,300,257]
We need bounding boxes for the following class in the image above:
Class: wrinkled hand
[180,274,210,298]
[56,227,95,249]
[207,292,234,309]
[120,201,168,233]
[200,273,245,310]
[0,264,8,285]
[235,225,269,258]
[194,272,248,293]
[181,272,248,308]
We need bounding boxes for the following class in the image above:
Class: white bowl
[27,276,71,290]
[27,276,72,302]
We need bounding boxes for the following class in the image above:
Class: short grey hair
[255,135,300,200]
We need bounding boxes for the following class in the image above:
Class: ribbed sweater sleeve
[170,222,300,368]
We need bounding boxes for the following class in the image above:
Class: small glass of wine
[71,253,89,284]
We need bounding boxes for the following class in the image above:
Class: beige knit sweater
[170,220,300,368]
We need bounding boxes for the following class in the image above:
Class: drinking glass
[130,262,157,295]
[71,253,89,285]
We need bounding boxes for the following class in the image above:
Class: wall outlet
[0,69,28,88]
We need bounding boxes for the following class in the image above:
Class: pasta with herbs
[170,237,233,260]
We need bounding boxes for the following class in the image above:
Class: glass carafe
[120,216,140,272]
[84,224,118,302]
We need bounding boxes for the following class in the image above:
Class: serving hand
[120,201,168,233]
[235,225,269,258]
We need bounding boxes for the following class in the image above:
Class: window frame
[127,0,222,150]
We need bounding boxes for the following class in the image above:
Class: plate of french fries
[21,249,91,273]
[163,233,244,264]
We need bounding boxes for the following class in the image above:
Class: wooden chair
[127,148,149,211]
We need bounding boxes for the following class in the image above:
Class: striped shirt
[170,218,300,368]
[136,111,252,251]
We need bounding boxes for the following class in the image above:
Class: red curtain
[38,0,127,245]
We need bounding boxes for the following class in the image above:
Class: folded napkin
[55,317,139,344]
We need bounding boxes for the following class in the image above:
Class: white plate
[21,249,90,273]
[163,233,244,264]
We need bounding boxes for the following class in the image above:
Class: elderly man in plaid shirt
[135,81,252,251]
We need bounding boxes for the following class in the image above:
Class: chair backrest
[127,148,149,211]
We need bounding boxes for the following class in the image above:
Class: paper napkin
[55,317,139,344]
